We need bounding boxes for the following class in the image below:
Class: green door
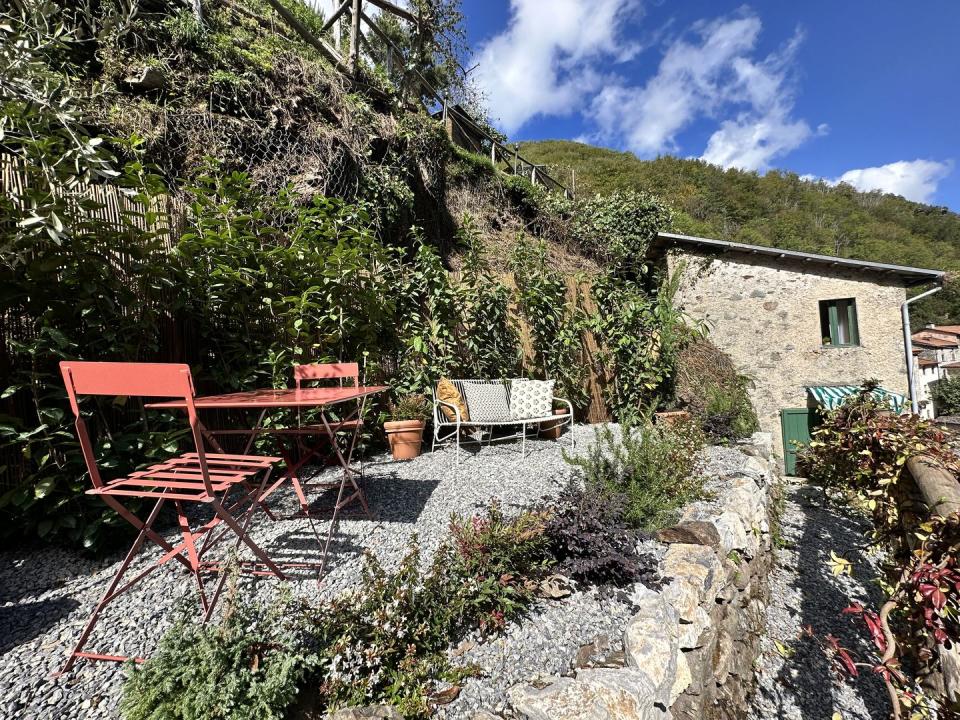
[780,408,814,475]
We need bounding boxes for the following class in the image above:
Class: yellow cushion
[437,378,469,422]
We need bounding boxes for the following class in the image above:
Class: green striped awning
[806,385,906,412]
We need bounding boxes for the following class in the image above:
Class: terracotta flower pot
[654,410,692,427]
[384,419,425,461]
[540,408,568,439]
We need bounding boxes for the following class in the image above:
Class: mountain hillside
[521,140,960,326]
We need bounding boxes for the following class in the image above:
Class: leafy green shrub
[305,505,551,716]
[700,378,760,443]
[510,236,588,406]
[674,337,759,442]
[442,503,550,631]
[455,216,522,378]
[588,270,700,419]
[0,15,179,548]
[543,485,660,588]
[931,375,960,416]
[121,587,314,720]
[308,542,451,716]
[567,418,705,530]
[447,145,497,185]
[570,190,672,276]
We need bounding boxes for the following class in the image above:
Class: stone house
[910,326,960,417]
[647,232,944,472]
[915,354,944,419]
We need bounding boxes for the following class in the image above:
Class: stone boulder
[509,669,665,720]
[325,706,402,720]
[623,593,679,707]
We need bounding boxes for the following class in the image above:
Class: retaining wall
[506,432,778,720]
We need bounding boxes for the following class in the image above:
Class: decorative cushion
[509,379,555,419]
[461,382,511,422]
[437,378,469,422]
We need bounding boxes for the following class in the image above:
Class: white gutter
[902,286,943,414]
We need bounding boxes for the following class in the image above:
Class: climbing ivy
[509,236,588,406]
[587,269,699,420]
[455,216,522,379]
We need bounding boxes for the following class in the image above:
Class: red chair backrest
[60,361,207,491]
[293,362,359,389]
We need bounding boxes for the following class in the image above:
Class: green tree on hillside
[521,140,960,325]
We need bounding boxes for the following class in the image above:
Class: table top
[145,386,388,410]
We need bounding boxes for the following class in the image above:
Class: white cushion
[462,382,511,422]
[509,379,554,419]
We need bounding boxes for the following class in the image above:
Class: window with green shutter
[819,298,860,347]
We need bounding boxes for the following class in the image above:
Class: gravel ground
[748,478,890,720]
[0,428,591,720]
[435,442,756,719]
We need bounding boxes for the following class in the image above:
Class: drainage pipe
[902,286,942,415]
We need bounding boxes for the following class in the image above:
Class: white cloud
[473,0,642,134]
[585,9,816,171]
[819,160,953,203]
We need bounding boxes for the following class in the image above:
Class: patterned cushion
[437,378,469,422]
[509,379,555,419]
[461,382,511,422]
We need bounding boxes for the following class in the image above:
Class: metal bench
[431,379,574,463]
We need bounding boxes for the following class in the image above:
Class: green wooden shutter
[846,300,860,345]
[827,302,840,346]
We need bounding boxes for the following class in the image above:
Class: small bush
[543,485,660,588]
[121,586,313,720]
[306,505,552,716]
[567,418,705,531]
[389,394,432,421]
[308,542,449,716]
[700,378,759,443]
[570,190,672,275]
[442,503,551,631]
[932,374,960,416]
[674,338,759,442]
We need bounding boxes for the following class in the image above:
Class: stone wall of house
[504,432,778,720]
[666,249,909,463]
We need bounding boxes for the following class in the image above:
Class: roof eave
[651,232,944,287]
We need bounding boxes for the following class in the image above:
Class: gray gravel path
[748,478,891,720]
[0,429,590,720]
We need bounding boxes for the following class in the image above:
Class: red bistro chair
[284,362,369,517]
[57,361,286,675]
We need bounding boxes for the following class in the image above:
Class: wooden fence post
[349,0,362,74]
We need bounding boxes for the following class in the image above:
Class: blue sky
[461,0,960,209]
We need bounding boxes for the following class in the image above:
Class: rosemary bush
[567,417,706,530]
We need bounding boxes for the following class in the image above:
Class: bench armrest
[553,397,574,423]
[434,397,462,424]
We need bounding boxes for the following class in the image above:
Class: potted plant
[540,403,570,439]
[654,409,692,426]
[384,394,431,460]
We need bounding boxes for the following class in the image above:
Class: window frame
[819,298,860,348]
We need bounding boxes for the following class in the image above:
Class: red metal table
[147,385,387,577]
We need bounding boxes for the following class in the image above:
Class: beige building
[647,232,944,472]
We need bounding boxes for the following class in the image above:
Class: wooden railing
[268,0,572,198]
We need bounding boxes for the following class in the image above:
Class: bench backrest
[432,379,518,424]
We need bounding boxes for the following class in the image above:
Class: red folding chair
[284,362,369,518]
[57,361,286,675]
